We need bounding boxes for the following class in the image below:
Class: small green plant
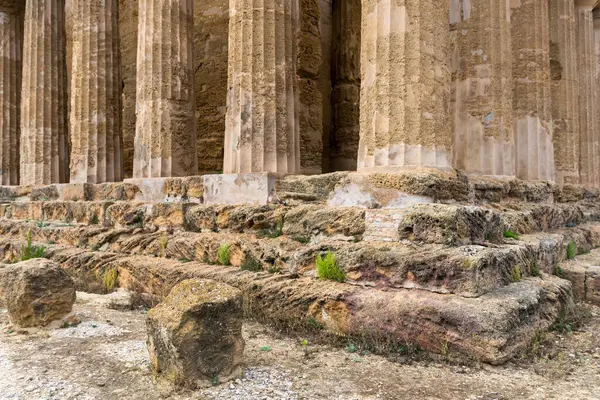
[554,264,566,278]
[529,261,541,277]
[159,234,168,257]
[20,229,45,261]
[48,240,55,245]
[291,235,310,244]
[306,316,323,331]
[503,230,519,240]
[89,213,99,225]
[316,251,345,282]
[267,265,281,274]
[240,254,262,272]
[178,258,191,263]
[510,266,522,282]
[441,340,449,357]
[36,220,46,228]
[103,267,119,292]
[217,244,231,266]
[210,376,219,386]
[259,345,272,352]
[345,343,358,353]
[567,241,576,260]
[300,339,309,346]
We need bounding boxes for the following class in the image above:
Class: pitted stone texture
[20,0,69,185]
[203,174,276,206]
[69,0,123,184]
[358,0,452,171]
[0,259,76,327]
[576,1,599,188]
[595,10,600,165]
[146,279,244,388]
[451,0,515,177]
[549,0,580,186]
[0,2,23,185]
[511,0,555,182]
[134,0,197,178]
[224,0,301,174]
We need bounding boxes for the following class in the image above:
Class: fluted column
[576,1,598,188]
[358,0,452,172]
[134,0,197,178]
[594,9,600,166]
[549,0,580,186]
[20,0,69,185]
[450,0,514,177]
[0,2,23,185]
[69,0,123,183]
[224,0,301,174]
[511,0,555,182]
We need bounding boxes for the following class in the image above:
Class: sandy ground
[0,292,599,400]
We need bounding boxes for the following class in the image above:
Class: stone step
[559,248,600,306]
[0,236,574,365]
[1,219,598,298]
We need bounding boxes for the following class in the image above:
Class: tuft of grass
[217,244,231,266]
[529,261,541,277]
[89,213,99,225]
[441,340,449,357]
[316,251,345,283]
[292,235,310,244]
[259,345,272,352]
[36,220,46,228]
[103,267,119,292]
[510,266,522,282]
[567,241,576,260]
[20,229,45,261]
[240,254,262,272]
[554,264,566,278]
[345,343,358,353]
[267,265,281,274]
[503,230,519,240]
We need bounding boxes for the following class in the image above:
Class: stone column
[358,0,452,172]
[0,2,23,185]
[69,0,123,184]
[549,0,580,186]
[511,0,555,182]
[20,0,69,185]
[575,1,598,188]
[224,0,301,174]
[450,0,514,178]
[594,9,600,169]
[134,0,197,178]
[330,0,361,172]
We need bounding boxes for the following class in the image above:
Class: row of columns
[0,1,599,186]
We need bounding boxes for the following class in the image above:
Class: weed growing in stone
[567,241,576,259]
[291,235,310,244]
[89,213,99,225]
[20,229,45,261]
[510,266,522,282]
[554,264,566,278]
[503,230,519,240]
[103,267,119,292]
[316,251,345,282]
[529,261,541,277]
[345,343,358,353]
[218,244,231,266]
[259,345,271,352]
[240,254,262,272]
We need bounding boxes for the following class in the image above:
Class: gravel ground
[1,291,599,400]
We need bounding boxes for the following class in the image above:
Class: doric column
[450,0,514,177]
[20,0,69,185]
[134,0,197,178]
[330,0,361,171]
[511,0,555,182]
[358,0,452,172]
[575,1,598,187]
[594,9,600,167]
[69,0,123,183]
[0,1,23,185]
[549,0,580,186]
[224,0,301,174]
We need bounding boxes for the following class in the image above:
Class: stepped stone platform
[1,171,598,364]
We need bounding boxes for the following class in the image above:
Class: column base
[123,177,204,203]
[203,173,277,206]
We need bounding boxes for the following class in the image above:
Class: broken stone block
[146,279,244,388]
[0,259,76,327]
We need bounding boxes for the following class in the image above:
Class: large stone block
[146,279,244,388]
[0,259,76,327]
[203,174,277,206]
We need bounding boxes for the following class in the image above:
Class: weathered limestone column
[450,0,514,177]
[134,0,197,178]
[549,0,580,186]
[511,0,555,182]
[575,1,598,188]
[20,0,69,185]
[69,0,123,183]
[330,0,361,172]
[224,0,301,174]
[594,9,600,165]
[0,1,23,185]
[358,0,452,171]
